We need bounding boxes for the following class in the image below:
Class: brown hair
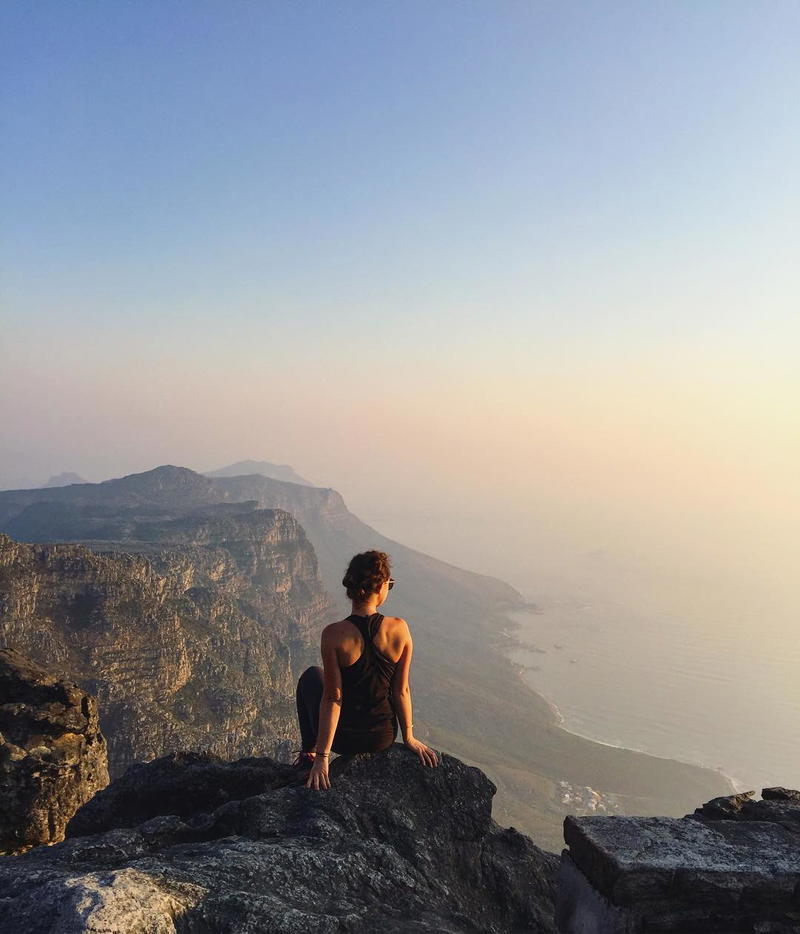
[342,550,392,603]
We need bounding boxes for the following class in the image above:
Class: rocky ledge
[0,648,109,854]
[556,786,800,932]
[0,744,559,933]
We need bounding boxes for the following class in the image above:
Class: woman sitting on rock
[292,549,439,789]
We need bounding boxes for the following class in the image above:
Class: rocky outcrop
[0,744,559,933]
[0,504,331,777]
[556,787,800,932]
[0,648,108,854]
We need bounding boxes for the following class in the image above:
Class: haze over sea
[360,510,800,795]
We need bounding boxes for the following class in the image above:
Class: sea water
[504,590,800,794]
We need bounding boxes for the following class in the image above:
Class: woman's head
[342,550,392,604]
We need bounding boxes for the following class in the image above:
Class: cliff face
[0,744,559,933]
[0,648,109,854]
[0,504,331,777]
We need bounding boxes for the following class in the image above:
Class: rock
[556,787,800,932]
[0,648,109,854]
[691,788,756,819]
[0,744,559,932]
[65,750,293,837]
[762,786,800,802]
[691,788,800,834]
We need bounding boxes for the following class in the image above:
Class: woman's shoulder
[324,615,410,644]
[380,614,409,633]
[378,615,410,660]
[326,614,409,628]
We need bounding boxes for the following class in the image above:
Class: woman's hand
[404,737,439,767]
[305,755,331,790]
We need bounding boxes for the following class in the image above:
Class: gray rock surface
[0,648,109,854]
[0,744,559,933]
[65,750,293,837]
[556,787,800,932]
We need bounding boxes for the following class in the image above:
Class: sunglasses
[387,578,395,590]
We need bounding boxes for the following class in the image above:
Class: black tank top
[333,612,398,755]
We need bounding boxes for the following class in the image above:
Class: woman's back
[335,612,406,666]
[333,612,398,754]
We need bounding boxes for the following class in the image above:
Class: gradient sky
[2,1,798,609]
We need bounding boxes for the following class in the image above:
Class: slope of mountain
[0,465,218,525]
[41,472,87,488]
[203,459,313,486]
[0,476,38,493]
[0,465,733,851]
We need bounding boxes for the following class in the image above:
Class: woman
[292,549,439,790]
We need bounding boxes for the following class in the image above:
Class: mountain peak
[203,459,313,486]
[112,464,200,482]
[100,465,216,495]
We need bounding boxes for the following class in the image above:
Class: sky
[1,1,798,613]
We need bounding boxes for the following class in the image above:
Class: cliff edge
[0,744,559,933]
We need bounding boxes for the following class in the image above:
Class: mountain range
[0,461,732,851]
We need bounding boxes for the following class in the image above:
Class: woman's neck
[351,600,379,616]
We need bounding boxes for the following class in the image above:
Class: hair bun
[342,550,391,602]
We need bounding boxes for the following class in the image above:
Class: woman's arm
[306,624,342,789]
[391,623,414,742]
[316,625,343,752]
[391,621,438,767]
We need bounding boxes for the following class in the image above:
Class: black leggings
[296,665,324,752]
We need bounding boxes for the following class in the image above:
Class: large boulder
[65,749,296,837]
[0,648,109,854]
[556,786,800,932]
[0,744,559,932]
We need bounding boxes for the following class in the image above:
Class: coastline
[496,607,742,796]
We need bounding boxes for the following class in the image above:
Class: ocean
[504,589,799,794]
[362,511,800,795]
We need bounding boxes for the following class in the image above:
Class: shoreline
[497,610,743,795]
[512,664,743,792]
